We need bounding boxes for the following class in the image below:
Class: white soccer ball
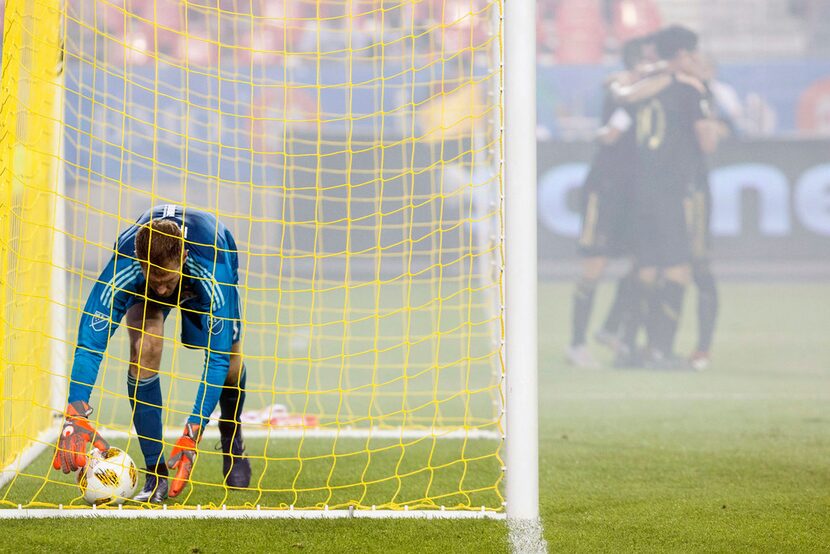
[76,447,139,505]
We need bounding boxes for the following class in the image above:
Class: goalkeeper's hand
[167,422,201,497]
[52,400,110,474]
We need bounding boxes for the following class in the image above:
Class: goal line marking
[0,507,506,520]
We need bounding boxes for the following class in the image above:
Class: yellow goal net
[0,0,506,515]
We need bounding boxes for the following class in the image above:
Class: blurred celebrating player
[615,26,728,368]
[687,57,736,370]
[53,205,250,502]
[567,36,655,368]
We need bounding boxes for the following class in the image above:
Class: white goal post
[504,0,539,524]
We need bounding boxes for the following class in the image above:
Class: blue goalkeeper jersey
[68,205,240,426]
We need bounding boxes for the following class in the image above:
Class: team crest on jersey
[209,315,224,336]
[90,311,109,332]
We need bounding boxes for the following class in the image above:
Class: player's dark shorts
[634,192,693,268]
[688,186,711,261]
[577,169,634,258]
[125,229,242,347]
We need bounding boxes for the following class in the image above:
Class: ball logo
[90,311,109,332]
[209,315,224,336]
[94,469,120,488]
[103,448,120,459]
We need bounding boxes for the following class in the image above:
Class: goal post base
[508,517,548,554]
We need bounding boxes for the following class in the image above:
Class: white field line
[0,507,505,520]
[508,518,548,554]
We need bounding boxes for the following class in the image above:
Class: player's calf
[569,277,600,361]
[218,363,250,488]
[597,269,639,350]
[692,261,718,365]
[218,421,250,489]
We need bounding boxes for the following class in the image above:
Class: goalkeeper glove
[52,400,110,474]
[167,422,201,497]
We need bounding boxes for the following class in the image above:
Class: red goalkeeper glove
[167,422,201,497]
[52,400,110,474]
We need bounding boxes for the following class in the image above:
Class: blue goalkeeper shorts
[125,285,242,349]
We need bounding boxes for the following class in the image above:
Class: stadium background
[3,0,828,272]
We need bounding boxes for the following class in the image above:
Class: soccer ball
[76,447,139,505]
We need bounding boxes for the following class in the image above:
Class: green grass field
[4,282,829,552]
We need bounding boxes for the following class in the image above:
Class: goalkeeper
[52,205,250,502]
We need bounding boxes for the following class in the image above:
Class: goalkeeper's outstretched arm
[189,306,234,429]
[55,254,134,472]
[68,255,136,405]
[185,261,238,428]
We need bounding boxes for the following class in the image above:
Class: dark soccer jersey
[584,94,637,191]
[633,75,708,200]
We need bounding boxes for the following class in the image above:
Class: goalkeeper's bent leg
[218,341,250,488]
[219,364,247,426]
[127,373,165,470]
[126,302,167,471]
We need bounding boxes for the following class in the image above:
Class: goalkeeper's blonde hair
[135,219,184,269]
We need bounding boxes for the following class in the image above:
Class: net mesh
[1,0,504,511]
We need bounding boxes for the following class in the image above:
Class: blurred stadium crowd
[2,0,829,64]
[43,0,494,66]
[540,0,830,64]
[2,1,828,137]
[536,0,830,138]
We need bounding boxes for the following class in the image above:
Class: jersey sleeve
[186,260,237,427]
[67,256,140,405]
[678,82,709,125]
